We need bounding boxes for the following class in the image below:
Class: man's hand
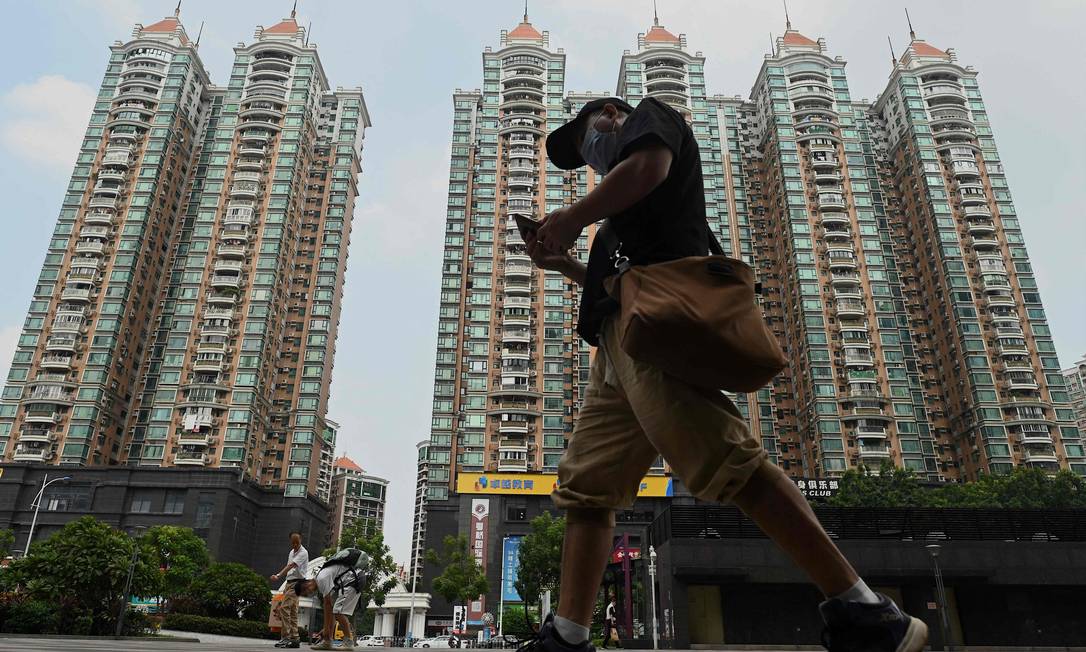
[270,573,279,582]
[525,231,575,273]
[536,206,583,254]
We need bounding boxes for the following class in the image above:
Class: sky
[0,0,1083,564]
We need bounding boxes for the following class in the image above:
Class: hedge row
[161,613,278,639]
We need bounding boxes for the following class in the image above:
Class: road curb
[0,633,200,642]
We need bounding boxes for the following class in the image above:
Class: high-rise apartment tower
[0,9,370,501]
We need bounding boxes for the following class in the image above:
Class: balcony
[18,427,54,443]
[830,271,861,286]
[13,447,49,463]
[51,315,85,333]
[498,421,531,435]
[75,241,106,255]
[823,227,851,241]
[503,313,531,328]
[193,356,224,372]
[98,168,127,184]
[985,291,1015,307]
[827,250,857,269]
[45,336,78,353]
[87,196,118,211]
[23,409,59,424]
[236,157,265,171]
[1022,450,1059,465]
[230,182,260,199]
[1017,431,1054,446]
[214,259,244,274]
[814,170,842,183]
[177,432,211,446]
[1006,372,1039,390]
[508,148,536,160]
[217,244,247,258]
[60,286,92,302]
[497,458,530,473]
[238,145,267,158]
[210,274,241,289]
[505,263,532,278]
[959,190,988,206]
[923,84,966,100]
[39,354,72,370]
[205,292,237,306]
[843,352,876,367]
[817,193,846,210]
[855,423,888,439]
[962,205,991,219]
[820,213,849,227]
[26,387,72,405]
[997,339,1029,356]
[858,445,893,459]
[951,161,980,177]
[83,211,113,226]
[972,236,1000,250]
[835,300,865,318]
[175,452,209,466]
[967,219,996,236]
[810,153,839,169]
[503,328,531,344]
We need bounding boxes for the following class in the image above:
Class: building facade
[1062,355,1086,438]
[0,9,370,501]
[326,454,388,547]
[0,463,327,574]
[409,439,429,584]
[418,10,1082,630]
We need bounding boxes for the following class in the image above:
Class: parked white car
[356,635,385,647]
[413,635,460,648]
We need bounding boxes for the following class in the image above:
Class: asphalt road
[0,637,276,652]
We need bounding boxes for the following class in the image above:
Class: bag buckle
[612,242,631,275]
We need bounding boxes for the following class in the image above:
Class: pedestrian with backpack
[296,548,371,650]
[517,96,927,652]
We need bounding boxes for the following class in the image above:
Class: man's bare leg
[556,512,615,627]
[731,461,858,596]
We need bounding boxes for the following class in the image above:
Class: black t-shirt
[576,98,709,346]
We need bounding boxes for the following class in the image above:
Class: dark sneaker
[820,593,928,652]
[517,615,595,652]
[281,641,300,649]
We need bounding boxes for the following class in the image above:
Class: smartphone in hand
[514,214,541,242]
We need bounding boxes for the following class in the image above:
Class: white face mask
[581,116,619,174]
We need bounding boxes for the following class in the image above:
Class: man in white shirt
[271,531,309,649]
[601,597,618,649]
[296,560,362,650]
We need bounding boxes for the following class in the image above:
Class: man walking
[271,531,309,649]
[519,96,928,652]
[600,595,618,649]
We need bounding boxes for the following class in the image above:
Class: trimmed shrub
[3,599,59,634]
[162,613,277,640]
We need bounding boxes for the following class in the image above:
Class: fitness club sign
[793,478,840,500]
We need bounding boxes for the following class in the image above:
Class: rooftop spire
[291,0,298,19]
[654,0,660,26]
[783,0,791,31]
[174,0,181,17]
[905,7,916,40]
[524,0,528,23]
[887,35,896,65]
[195,20,204,48]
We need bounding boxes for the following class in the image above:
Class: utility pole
[926,544,952,650]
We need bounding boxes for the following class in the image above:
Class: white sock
[833,578,881,605]
[554,616,590,645]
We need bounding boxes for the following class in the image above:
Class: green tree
[0,528,14,558]
[513,512,565,621]
[826,462,928,507]
[7,516,158,634]
[187,562,271,621]
[426,535,489,614]
[330,518,400,609]
[140,525,211,609]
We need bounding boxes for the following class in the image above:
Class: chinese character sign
[792,477,840,500]
[502,537,523,602]
[468,499,490,624]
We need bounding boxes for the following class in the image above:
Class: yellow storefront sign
[456,472,673,497]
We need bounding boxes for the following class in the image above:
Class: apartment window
[159,490,184,515]
[130,493,153,514]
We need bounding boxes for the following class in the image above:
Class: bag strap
[602,220,724,272]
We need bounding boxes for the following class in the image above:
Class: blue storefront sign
[502,536,523,603]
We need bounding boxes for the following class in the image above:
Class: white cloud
[0,75,96,169]
[0,324,20,387]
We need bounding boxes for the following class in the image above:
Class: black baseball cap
[545,96,635,170]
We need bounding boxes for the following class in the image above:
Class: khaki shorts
[553,318,768,525]
[332,586,360,615]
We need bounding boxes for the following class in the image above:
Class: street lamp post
[925,544,952,651]
[23,474,71,558]
[115,526,146,637]
[648,546,659,651]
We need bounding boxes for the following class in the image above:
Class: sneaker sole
[896,617,929,652]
